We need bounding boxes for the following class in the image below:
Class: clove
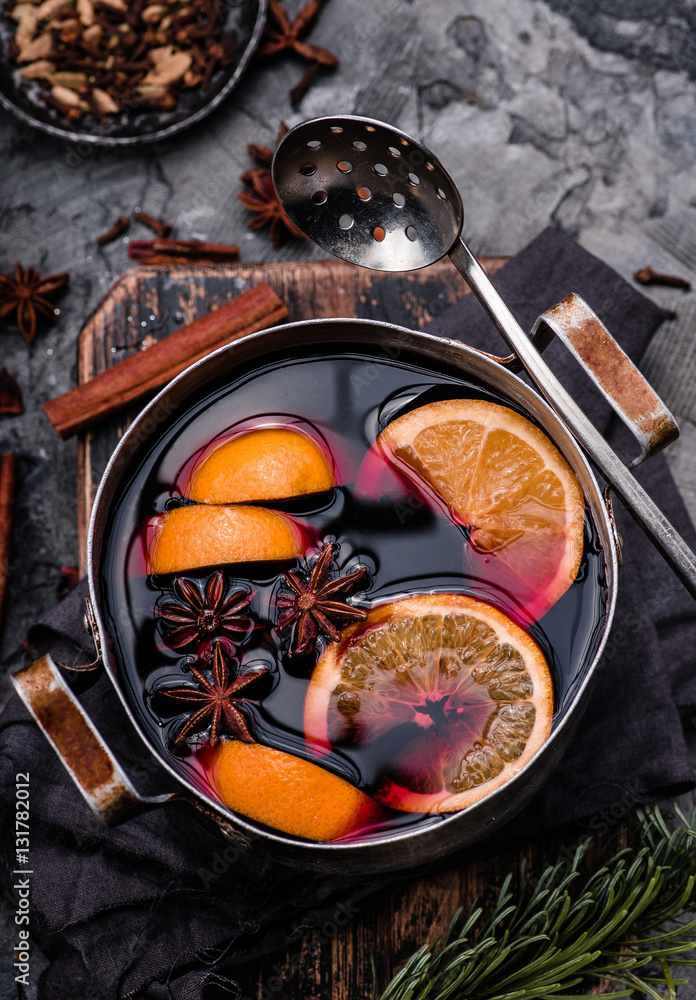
[95,214,131,245]
[633,266,692,290]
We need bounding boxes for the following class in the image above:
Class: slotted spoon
[272,113,696,598]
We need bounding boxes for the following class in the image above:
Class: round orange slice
[208,739,386,842]
[187,427,335,504]
[304,593,554,814]
[147,504,311,575]
[373,399,585,621]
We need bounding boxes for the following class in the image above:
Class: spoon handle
[449,237,696,600]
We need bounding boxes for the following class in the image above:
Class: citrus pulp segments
[304,593,554,814]
[375,399,585,621]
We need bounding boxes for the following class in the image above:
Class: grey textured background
[2,0,696,996]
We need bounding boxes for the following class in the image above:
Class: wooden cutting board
[76,255,583,1000]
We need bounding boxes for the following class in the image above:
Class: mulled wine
[100,345,608,842]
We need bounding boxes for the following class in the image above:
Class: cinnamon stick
[43,283,288,440]
[0,453,17,634]
[0,368,24,415]
[127,238,240,265]
[133,211,172,238]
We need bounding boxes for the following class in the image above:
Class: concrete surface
[2,0,696,996]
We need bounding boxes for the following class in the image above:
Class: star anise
[157,571,254,651]
[0,263,68,344]
[257,1,338,107]
[258,0,339,67]
[277,543,369,657]
[159,643,268,747]
[238,122,307,247]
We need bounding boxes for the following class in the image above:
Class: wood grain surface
[75,255,600,1000]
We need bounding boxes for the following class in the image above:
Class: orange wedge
[208,739,386,842]
[147,504,310,574]
[187,427,335,504]
[373,399,584,621]
[304,593,554,814]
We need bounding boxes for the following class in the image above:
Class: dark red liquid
[100,347,609,840]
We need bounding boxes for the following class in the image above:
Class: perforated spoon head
[272,115,464,272]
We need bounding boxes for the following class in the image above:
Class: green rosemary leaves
[375,806,696,1000]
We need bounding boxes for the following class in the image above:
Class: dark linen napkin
[2,227,696,999]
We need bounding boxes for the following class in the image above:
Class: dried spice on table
[157,572,254,651]
[158,642,269,746]
[257,0,339,106]
[238,122,306,247]
[133,210,172,238]
[0,263,68,343]
[0,369,25,417]
[4,0,236,124]
[95,215,131,246]
[277,543,370,656]
[633,265,692,290]
[289,61,319,106]
[127,237,240,265]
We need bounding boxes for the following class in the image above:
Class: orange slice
[187,427,335,504]
[208,739,386,842]
[147,504,310,574]
[373,399,584,621]
[304,593,554,814]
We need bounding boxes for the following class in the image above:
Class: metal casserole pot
[13,305,677,875]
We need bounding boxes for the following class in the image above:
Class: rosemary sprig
[374,805,696,1000]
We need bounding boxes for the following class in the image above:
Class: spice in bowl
[4,0,236,123]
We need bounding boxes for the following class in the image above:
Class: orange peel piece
[187,427,335,504]
[208,739,386,842]
[147,504,310,574]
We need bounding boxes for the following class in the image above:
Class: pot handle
[12,653,177,824]
[529,294,678,469]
